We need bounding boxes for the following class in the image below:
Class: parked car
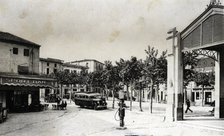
[73,92,107,110]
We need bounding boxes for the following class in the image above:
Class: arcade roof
[181,5,224,35]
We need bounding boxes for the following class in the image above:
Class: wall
[71,60,103,73]
[0,42,39,74]
[39,61,63,75]
[63,66,83,74]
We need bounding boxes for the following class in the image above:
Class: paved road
[0,100,224,136]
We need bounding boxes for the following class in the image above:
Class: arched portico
[166,4,224,121]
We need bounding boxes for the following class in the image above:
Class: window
[54,69,57,73]
[196,92,200,100]
[65,89,68,94]
[54,64,57,67]
[13,48,18,54]
[24,49,29,56]
[73,89,77,92]
[80,89,84,92]
[47,68,49,74]
[47,63,49,66]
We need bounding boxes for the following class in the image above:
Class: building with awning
[0,75,56,88]
[0,31,56,112]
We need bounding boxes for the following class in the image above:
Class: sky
[0,0,214,63]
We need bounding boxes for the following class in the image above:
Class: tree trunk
[155,84,159,103]
[70,85,72,103]
[139,87,143,112]
[112,89,115,109]
[149,80,153,114]
[202,86,204,107]
[104,85,109,100]
[130,83,133,111]
[126,84,130,101]
[61,84,63,98]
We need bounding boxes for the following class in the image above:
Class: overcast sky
[0,0,213,63]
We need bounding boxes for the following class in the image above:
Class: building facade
[61,63,88,99]
[0,31,56,112]
[39,58,64,75]
[69,59,104,73]
[39,58,64,98]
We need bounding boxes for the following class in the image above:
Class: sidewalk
[106,99,224,135]
[178,118,224,133]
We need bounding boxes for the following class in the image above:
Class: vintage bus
[73,92,107,110]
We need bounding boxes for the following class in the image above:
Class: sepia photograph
[0,0,223,135]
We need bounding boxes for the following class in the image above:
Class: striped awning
[0,75,57,88]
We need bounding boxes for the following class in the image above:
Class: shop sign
[0,77,56,87]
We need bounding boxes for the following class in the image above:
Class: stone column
[166,54,175,122]
[166,33,184,121]
[174,33,183,121]
[215,50,224,118]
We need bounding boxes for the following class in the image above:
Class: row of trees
[51,45,215,112]
[51,46,167,112]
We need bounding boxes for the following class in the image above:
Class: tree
[116,59,131,101]
[154,50,167,102]
[102,61,121,108]
[87,70,105,93]
[182,51,199,103]
[143,46,167,113]
[134,77,146,112]
[183,51,199,87]
[118,57,143,111]
[53,70,68,97]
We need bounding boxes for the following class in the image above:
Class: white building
[69,59,104,73]
[39,58,64,98]
[61,63,88,99]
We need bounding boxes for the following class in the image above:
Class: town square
[0,0,224,136]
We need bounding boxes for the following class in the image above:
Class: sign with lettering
[0,76,56,88]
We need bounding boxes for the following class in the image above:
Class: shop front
[0,75,56,112]
[191,87,214,106]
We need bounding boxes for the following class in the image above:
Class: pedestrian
[185,99,193,113]
[64,100,67,110]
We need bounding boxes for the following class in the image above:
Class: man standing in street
[185,99,193,113]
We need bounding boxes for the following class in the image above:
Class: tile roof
[70,59,104,65]
[63,63,88,69]
[0,31,41,47]
[40,58,64,64]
